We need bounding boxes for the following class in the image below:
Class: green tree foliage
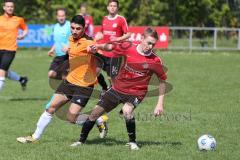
[0,0,239,27]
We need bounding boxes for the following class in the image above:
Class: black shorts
[97,88,142,112]
[55,80,94,107]
[95,53,123,78]
[0,50,16,71]
[49,54,69,79]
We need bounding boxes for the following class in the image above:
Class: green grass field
[0,49,239,160]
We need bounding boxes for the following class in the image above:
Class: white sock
[0,77,5,91]
[7,70,21,81]
[96,117,104,126]
[32,111,53,139]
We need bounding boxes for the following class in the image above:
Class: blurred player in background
[71,28,167,150]
[79,3,94,38]
[47,8,71,79]
[0,0,28,92]
[44,8,71,116]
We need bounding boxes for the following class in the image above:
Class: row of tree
[1,0,240,27]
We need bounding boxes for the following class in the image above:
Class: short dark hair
[4,0,14,3]
[56,7,67,15]
[71,15,85,27]
[79,3,87,9]
[4,0,14,4]
[107,0,119,7]
[143,28,159,40]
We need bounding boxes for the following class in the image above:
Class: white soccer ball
[197,134,216,151]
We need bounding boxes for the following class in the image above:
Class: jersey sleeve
[19,18,27,31]
[100,18,104,32]
[120,17,129,34]
[150,58,167,81]
[111,41,131,56]
[88,16,94,26]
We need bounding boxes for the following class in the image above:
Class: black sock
[79,119,96,143]
[125,117,136,143]
[19,77,24,82]
[97,74,108,90]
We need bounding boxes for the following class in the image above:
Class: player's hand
[95,32,103,41]
[154,105,164,117]
[17,35,25,40]
[87,45,97,53]
[48,50,55,57]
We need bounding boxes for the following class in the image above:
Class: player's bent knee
[48,71,57,78]
[89,113,101,121]
[122,110,134,120]
[66,112,77,123]
[46,108,55,114]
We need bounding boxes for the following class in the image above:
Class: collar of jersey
[107,14,118,20]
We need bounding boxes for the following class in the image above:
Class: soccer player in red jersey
[71,28,167,150]
[95,0,131,77]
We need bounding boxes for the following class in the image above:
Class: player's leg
[7,70,28,90]
[48,70,57,79]
[95,55,110,138]
[122,103,139,150]
[71,88,121,146]
[96,72,109,138]
[17,80,71,143]
[0,50,15,91]
[48,56,59,79]
[96,67,108,91]
[67,84,94,124]
[16,93,69,143]
[122,95,142,150]
[48,55,68,79]
[70,105,106,146]
[67,103,83,123]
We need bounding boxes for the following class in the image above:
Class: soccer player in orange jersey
[17,15,101,143]
[0,0,28,91]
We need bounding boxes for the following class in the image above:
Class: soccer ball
[197,134,216,151]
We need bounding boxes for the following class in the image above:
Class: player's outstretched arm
[154,82,166,117]
[110,32,131,42]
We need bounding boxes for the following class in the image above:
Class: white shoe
[126,142,140,150]
[70,141,83,147]
[17,135,38,144]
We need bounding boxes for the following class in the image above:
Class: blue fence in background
[18,24,54,48]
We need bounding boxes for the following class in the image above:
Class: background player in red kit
[71,28,167,150]
[95,0,131,78]
[79,3,94,38]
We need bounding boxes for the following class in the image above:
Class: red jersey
[83,15,94,37]
[99,14,128,57]
[110,43,167,98]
